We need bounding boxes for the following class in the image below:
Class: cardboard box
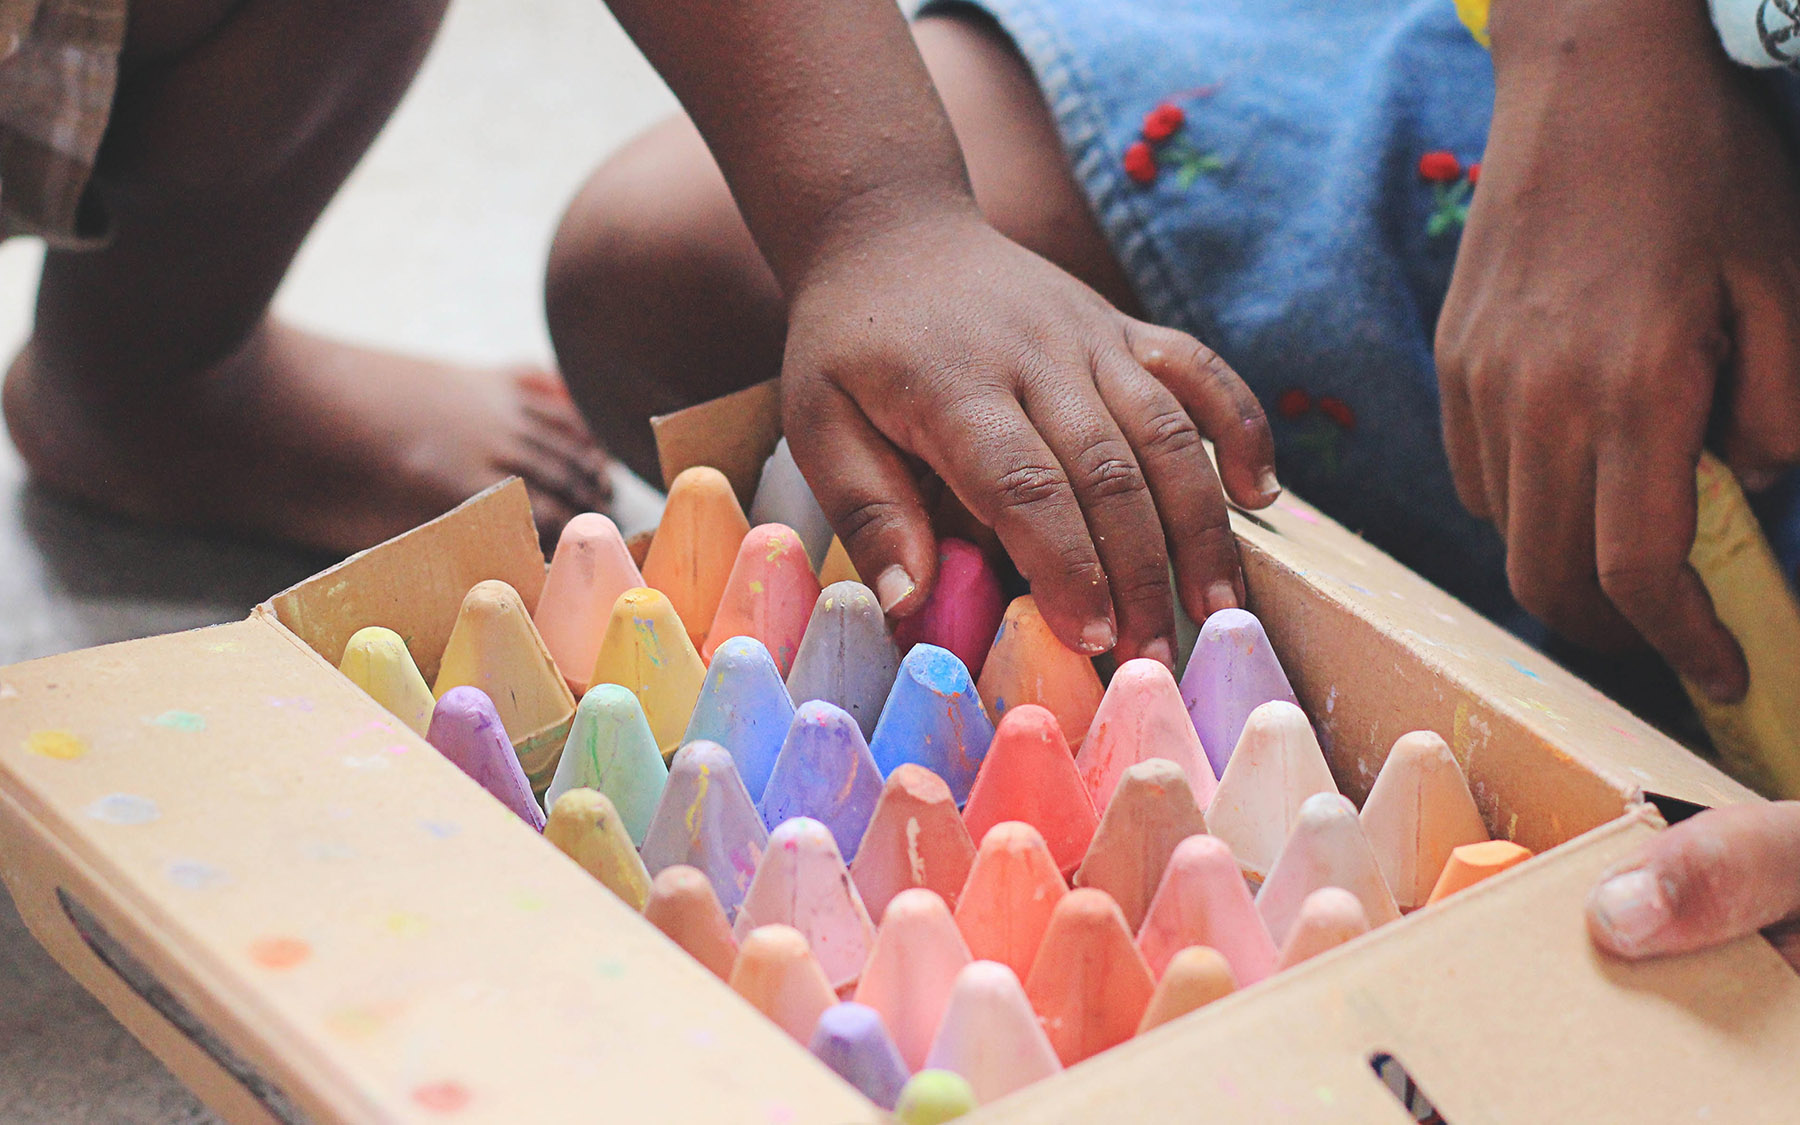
[4,379,1800,1123]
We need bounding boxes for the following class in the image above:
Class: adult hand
[781,210,1279,667]
[1588,802,1800,970]
[1435,0,1800,702]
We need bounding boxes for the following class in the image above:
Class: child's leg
[3,0,611,552]
[546,12,1135,482]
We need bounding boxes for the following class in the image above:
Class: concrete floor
[0,1,674,1119]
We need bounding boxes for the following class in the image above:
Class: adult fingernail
[1079,620,1117,655]
[1206,581,1238,614]
[1590,868,1671,955]
[875,565,916,614]
[1141,637,1174,668]
[1258,468,1281,500]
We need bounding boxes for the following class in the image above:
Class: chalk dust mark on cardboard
[248,936,311,970]
[421,820,461,838]
[165,860,229,890]
[86,793,159,824]
[411,1081,472,1113]
[148,711,206,732]
[0,682,19,700]
[25,730,86,760]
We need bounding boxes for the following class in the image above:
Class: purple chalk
[759,700,884,859]
[810,1002,910,1110]
[425,687,546,831]
[1179,608,1301,778]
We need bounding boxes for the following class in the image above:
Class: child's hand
[1588,802,1800,972]
[781,211,1278,665]
[1435,0,1800,702]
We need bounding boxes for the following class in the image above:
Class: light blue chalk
[546,684,668,845]
[682,635,795,803]
[759,700,885,859]
[786,581,901,740]
[810,1002,910,1110]
[639,741,770,918]
[868,644,995,805]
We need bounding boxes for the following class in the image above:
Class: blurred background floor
[0,1,675,1118]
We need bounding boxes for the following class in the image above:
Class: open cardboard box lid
[0,384,1794,1123]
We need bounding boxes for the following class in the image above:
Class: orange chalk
[953,822,1068,983]
[850,765,976,923]
[976,595,1105,749]
[641,466,750,647]
[1425,839,1534,905]
[534,513,644,695]
[1360,731,1490,911]
[1076,658,1216,812]
[703,523,823,676]
[730,924,837,1044]
[854,889,972,1071]
[1275,886,1371,970]
[1023,888,1156,1065]
[819,536,861,588]
[644,865,739,981]
[1136,946,1237,1034]
[1073,759,1208,931]
[963,704,1099,878]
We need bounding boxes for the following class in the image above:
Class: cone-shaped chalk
[1275,886,1371,969]
[644,864,738,980]
[1426,839,1533,905]
[976,595,1104,749]
[1076,658,1216,812]
[588,587,707,759]
[338,626,435,737]
[953,822,1067,983]
[751,438,834,570]
[1256,793,1401,945]
[641,466,749,646]
[1360,731,1490,911]
[534,513,644,695]
[895,1071,977,1125]
[1138,834,1278,986]
[426,687,546,830]
[786,582,901,739]
[730,924,837,1044]
[733,817,876,991]
[546,684,668,845]
[759,701,884,858]
[1136,946,1236,1033]
[1179,607,1300,778]
[433,580,577,793]
[703,523,822,675]
[640,741,769,917]
[544,788,651,909]
[682,635,794,801]
[810,1002,910,1111]
[819,536,861,587]
[892,539,1005,679]
[1023,888,1156,1066]
[1205,701,1338,885]
[963,704,1098,878]
[854,889,972,1071]
[925,960,1061,1103]
[851,765,976,922]
[1072,760,1208,931]
[869,644,995,804]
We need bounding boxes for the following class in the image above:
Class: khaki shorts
[0,0,126,248]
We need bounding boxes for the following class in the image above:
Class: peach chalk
[818,536,861,587]
[587,587,707,759]
[1425,839,1534,905]
[1275,886,1371,969]
[854,889,972,1071]
[1075,658,1217,812]
[1205,700,1338,885]
[962,704,1099,878]
[703,523,822,675]
[640,466,750,646]
[730,924,837,1044]
[644,864,738,981]
[337,626,434,737]
[976,595,1104,749]
[734,817,876,991]
[891,538,1006,680]
[1072,759,1208,931]
[1137,834,1278,986]
[924,960,1061,1104]
[953,821,1068,983]
[1360,730,1490,911]
[1255,793,1401,945]
[1023,888,1156,1066]
[850,764,976,923]
[533,513,644,694]
[1136,946,1237,1034]
[543,788,650,910]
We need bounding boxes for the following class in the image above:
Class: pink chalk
[854,889,972,1071]
[1137,834,1278,987]
[892,539,1005,678]
[1076,658,1217,812]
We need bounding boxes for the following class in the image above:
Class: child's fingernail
[1206,581,1238,614]
[1258,468,1281,500]
[875,565,916,614]
[1695,666,1745,705]
[1141,637,1174,668]
[1079,620,1117,654]
[1589,868,1671,955]
[1739,468,1780,493]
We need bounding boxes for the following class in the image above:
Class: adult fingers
[1124,322,1279,510]
[1588,801,1800,971]
[1019,361,1173,662]
[782,375,939,617]
[1721,267,1800,493]
[1094,356,1242,653]
[1594,413,1748,703]
[1436,361,1494,521]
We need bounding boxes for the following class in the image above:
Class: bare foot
[3,320,613,554]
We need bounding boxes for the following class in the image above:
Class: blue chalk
[868,645,994,805]
[682,635,795,803]
[759,700,885,859]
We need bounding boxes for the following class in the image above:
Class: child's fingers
[1721,268,1800,493]
[1019,361,1175,664]
[782,376,939,617]
[1434,356,1495,521]
[1094,355,1244,636]
[1588,802,1800,970]
[1124,322,1279,509]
